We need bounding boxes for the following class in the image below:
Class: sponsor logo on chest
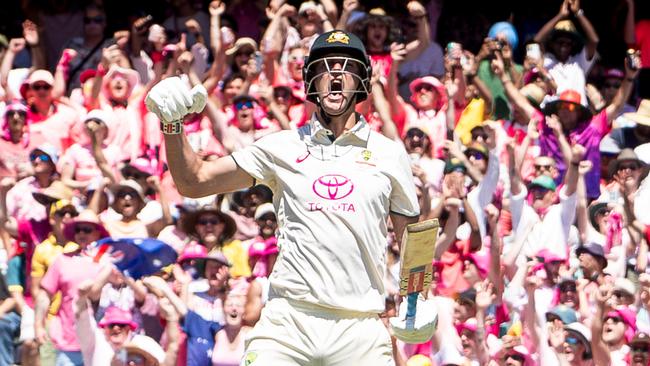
[307,174,357,213]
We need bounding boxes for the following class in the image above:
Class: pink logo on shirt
[312,174,354,200]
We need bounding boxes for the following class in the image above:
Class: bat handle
[405,292,418,330]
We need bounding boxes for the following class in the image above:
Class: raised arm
[1,39,26,99]
[591,283,613,366]
[159,298,181,366]
[569,0,599,60]
[605,54,639,124]
[370,68,400,141]
[534,0,570,44]
[145,77,253,198]
[336,0,358,30]
[562,144,584,196]
[404,1,431,60]
[492,53,536,120]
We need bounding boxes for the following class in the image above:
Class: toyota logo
[312,174,354,200]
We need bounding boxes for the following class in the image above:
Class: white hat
[84,109,114,132]
[123,335,165,365]
[614,277,636,296]
[635,143,650,164]
[254,202,275,220]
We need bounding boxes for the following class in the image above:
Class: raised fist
[145,77,207,126]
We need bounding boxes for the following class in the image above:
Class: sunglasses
[116,190,137,200]
[235,50,253,58]
[30,153,51,162]
[84,16,105,24]
[197,218,220,226]
[406,129,426,139]
[560,284,577,292]
[274,89,292,100]
[605,316,623,323]
[632,345,650,353]
[7,110,27,118]
[471,132,488,140]
[534,164,553,171]
[235,101,254,110]
[127,354,146,364]
[414,84,434,93]
[617,163,639,171]
[75,225,96,234]
[565,336,579,345]
[107,323,130,330]
[467,151,485,160]
[559,102,577,112]
[55,209,78,218]
[32,83,52,91]
[612,290,631,299]
[124,171,149,180]
[506,354,526,362]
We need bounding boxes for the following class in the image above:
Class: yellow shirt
[212,240,251,278]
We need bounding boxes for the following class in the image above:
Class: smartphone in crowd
[526,43,542,62]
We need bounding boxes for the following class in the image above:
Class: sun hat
[178,244,208,263]
[181,205,237,242]
[588,202,610,230]
[30,143,60,165]
[575,243,607,269]
[32,180,73,205]
[225,37,257,56]
[607,148,646,177]
[545,305,578,324]
[635,143,650,164]
[409,76,448,110]
[63,209,110,242]
[464,142,489,160]
[466,251,489,279]
[102,65,140,100]
[536,248,564,263]
[120,157,156,178]
[529,175,557,192]
[614,278,636,297]
[605,306,637,343]
[520,83,546,108]
[253,202,275,220]
[123,334,166,366]
[542,89,592,122]
[631,332,650,347]
[548,20,584,55]
[111,179,146,202]
[27,69,55,86]
[444,158,467,175]
[624,99,650,127]
[98,306,138,330]
[84,109,114,132]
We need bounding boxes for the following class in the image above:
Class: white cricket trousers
[241,297,394,366]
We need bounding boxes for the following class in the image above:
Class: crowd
[0,0,649,365]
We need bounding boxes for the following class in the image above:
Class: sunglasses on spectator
[559,102,577,112]
[506,354,525,362]
[406,129,426,139]
[75,225,96,234]
[559,283,577,292]
[32,83,52,91]
[235,50,253,58]
[617,163,639,171]
[30,153,51,162]
[467,151,485,160]
[84,16,105,24]
[612,290,631,299]
[107,323,130,330]
[235,101,254,110]
[289,55,305,63]
[414,84,434,93]
[55,209,78,218]
[605,316,623,323]
[124,171,149,180]
[565,336,579,345]
[534,164,553,171]
[116,190,137,200]
[632,345,650,353]
[274,89,292,100]
[197,218,220,226]
[7,110,27,117]
[471,131,488,140]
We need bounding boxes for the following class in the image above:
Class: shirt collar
[307,113,371,144]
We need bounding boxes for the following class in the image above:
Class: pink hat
[178,244,208,263]
[121,157,156,177]
[98,306,138,330]
[604,68,624,80]
[248,237,279,259]
[408,76,448,110]
[456,317,478,334]
[27,69,54,86]
[63,209,110,242]
[536,248,565,263]
[102,65,140,100]
[606,307,637,343]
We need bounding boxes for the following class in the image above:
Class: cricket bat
[399,219,439,330]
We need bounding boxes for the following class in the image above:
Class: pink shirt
[59,143,120,183]
[6,176,47,222]
[40,254,101,351]
[101,103,144,162]
[28,102,79,152]
[0,138,31,179]
[211,329,246,366]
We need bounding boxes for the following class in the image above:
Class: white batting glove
[389,294,438,344]
[145,77,207,134]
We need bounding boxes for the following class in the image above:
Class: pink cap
[98,306,138,330]
[606,307,637,343]
[178,244,208,263]
[536,248,565,263]
[466,252,489,279]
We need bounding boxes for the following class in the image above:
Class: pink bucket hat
[98,306,138,330]
[102,65,140,100]
[466,252,490,279]
[409,76,448,110]
[606,306,637,343]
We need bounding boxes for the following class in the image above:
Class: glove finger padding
[187,84,207,114]
[389,294,438,344]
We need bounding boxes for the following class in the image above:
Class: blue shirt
[182,310,222,366]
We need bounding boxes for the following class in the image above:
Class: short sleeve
[39,256,61,296]
[590,110,610,136]
[230,135,277,185]
[6,256,25,293]
[31,246,47,278]
[388,146,420,217]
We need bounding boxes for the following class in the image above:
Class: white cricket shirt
[231,115,420,313]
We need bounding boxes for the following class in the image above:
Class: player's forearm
[163,133,208,196]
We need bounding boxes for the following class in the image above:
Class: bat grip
[405,292,418,330]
